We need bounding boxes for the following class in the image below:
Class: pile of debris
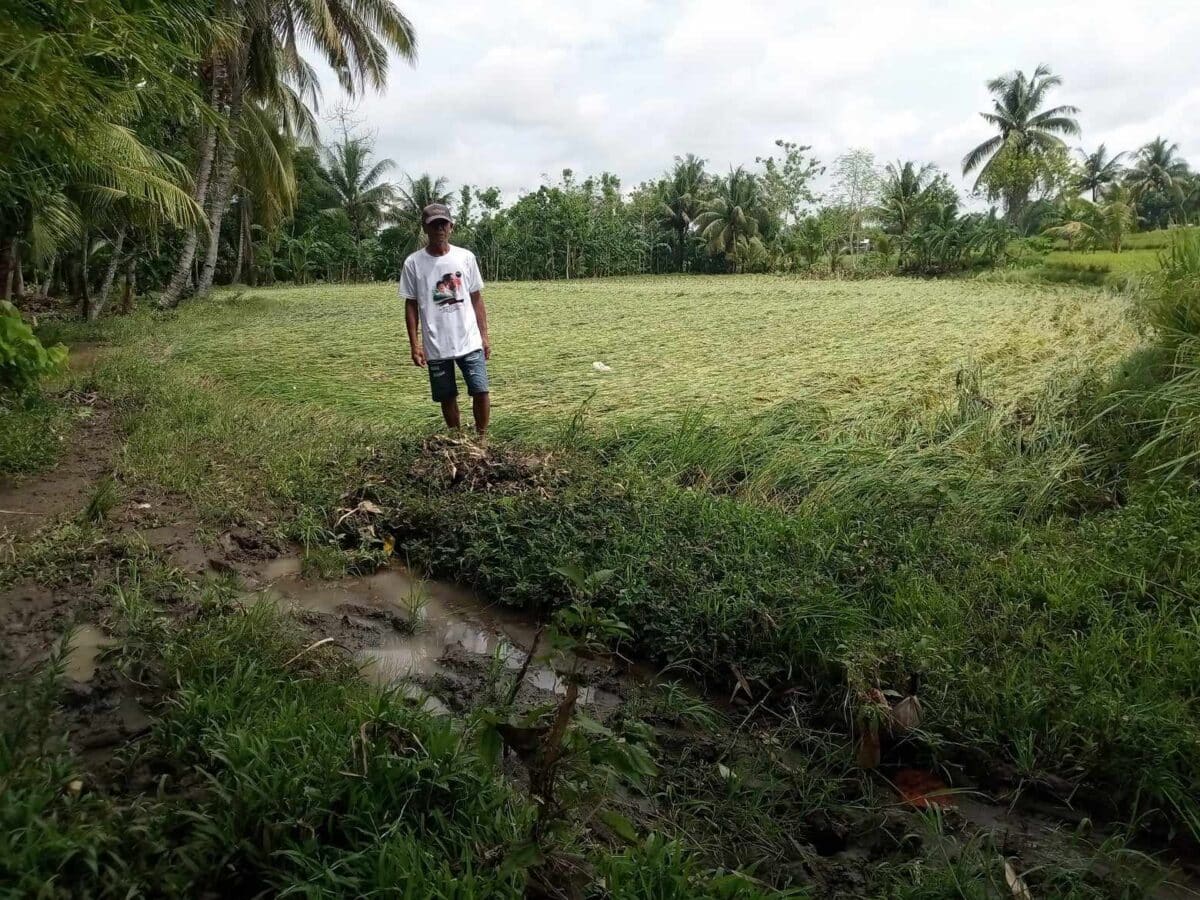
[408,435,559,497]
[330,436,561,553]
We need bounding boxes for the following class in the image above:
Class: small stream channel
[253,556,626,712]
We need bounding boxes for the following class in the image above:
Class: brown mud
[254,556,626,716]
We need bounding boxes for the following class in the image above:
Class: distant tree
[694,168,768,272]
[1076,144,1127,202]
[756,139,823,228]
[657,154,709,272]
[831,149,880,254]
[1097,186,1136,251]
[1126,138,1191,229]
[962,65,1080,225]
[874,160,952,265]
[1043,197,1099,250]
[323,136,395,262]
[1183,174,1200,226]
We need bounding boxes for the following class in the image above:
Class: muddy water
[256,558,621,711]
[63,625,116,682]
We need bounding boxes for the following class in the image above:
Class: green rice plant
[1126,229,1200,476]
[147,276,1136,436]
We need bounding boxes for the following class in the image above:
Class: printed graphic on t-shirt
[433,271,465,306]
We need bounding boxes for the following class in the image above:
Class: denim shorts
[428,349,489,402]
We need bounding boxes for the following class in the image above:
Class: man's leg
[472,393,490,435]
[428,358,461,431]
[458,350,491,436]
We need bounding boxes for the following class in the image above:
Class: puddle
[62,625,116,682]
[255,557,624,710]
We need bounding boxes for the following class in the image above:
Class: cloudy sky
[319,0,1200,205]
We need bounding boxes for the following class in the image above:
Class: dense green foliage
[0,302,65,394]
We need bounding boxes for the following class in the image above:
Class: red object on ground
[894,768,954,809]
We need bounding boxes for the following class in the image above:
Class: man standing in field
[401,203,492,435]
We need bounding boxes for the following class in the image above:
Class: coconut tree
[962,65,1080,224]
[694,167,768,272]
[1043,198,1099,251]
[1076,144,1127,202]
[874,160,941,266]
[0,0,211,302]
[657,154,708,271]
[160,0,417,306]
[1097,186,1136,251]
[323,137,395,260]
[1126,138,1191,229]
[391,174,451,240]
[229,104,300,286]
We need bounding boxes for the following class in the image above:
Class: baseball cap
[422,203,453,224]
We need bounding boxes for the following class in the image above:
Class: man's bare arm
[470,290,490,359]
[405,298,425,366]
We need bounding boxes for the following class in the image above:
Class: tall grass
[1128,229,1200,476]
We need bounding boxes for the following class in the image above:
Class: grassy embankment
[57,273,1200,830]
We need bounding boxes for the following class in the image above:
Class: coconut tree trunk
[196,132,237,297]
[88,227,126,322]
[78,231,92,319]
[160,121,219,308]
[0,238,13,300]
[244,212,257,287]
[231,200,251,285]
[121,256,136,313]
[40,261,54,298]
[12,250,24,299]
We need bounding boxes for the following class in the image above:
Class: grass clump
[0,395,70,476]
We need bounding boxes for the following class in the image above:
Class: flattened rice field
[166,275,1136,430]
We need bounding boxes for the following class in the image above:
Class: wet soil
[243,554,1200,897]
[1,366,286,780]
[0,392,115,551]
[254,556,626,717]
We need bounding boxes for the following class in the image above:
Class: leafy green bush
[0,302,67,394]
[1130,230,1200,476]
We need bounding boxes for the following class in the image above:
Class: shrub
[0,302,67,394]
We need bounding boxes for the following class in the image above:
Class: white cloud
[316,0,1200,205]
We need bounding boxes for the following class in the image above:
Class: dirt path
[0,394,116,550]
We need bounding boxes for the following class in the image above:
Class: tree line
[2,7,1198,317]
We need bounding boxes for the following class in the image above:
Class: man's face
[424,218,452,243]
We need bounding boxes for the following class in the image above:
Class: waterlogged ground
[3,377,1196,896]
[157,276,1137,430]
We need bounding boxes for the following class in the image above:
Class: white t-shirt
[399,245,484,361]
